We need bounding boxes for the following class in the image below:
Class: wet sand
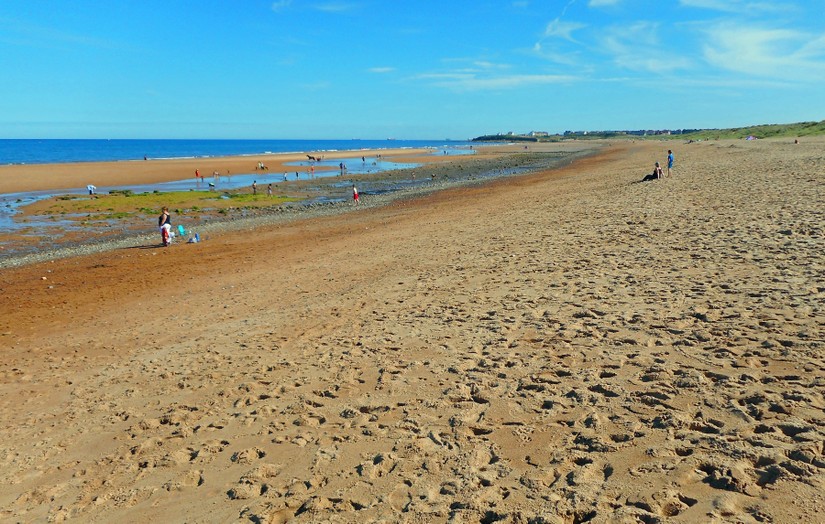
[0,142,581,194]
[0,142,593,265]
[0,147,440,194]
[0,137,823,522]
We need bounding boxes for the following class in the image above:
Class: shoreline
[0,147,436,194]
[0,141,595,195]
[0,138,480,167]
[0,142,600,268]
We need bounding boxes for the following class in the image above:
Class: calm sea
[0,139,475,165]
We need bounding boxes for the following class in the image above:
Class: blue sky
[1,0,823,139]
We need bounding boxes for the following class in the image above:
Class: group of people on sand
[156,146,675,247]
[157,185,361,247]
[157,172,363,246]
[641,149,675,182]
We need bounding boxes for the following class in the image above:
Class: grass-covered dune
[680,120,825,140]
[473,119,825,142]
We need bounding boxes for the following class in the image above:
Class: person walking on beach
[667,150,674,177]
[252,180,257,195]
[87,184,96,195]
[267,183,273,197]
[353,185,360,205]
[158,206,172,247]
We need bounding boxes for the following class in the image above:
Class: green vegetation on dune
[679,120,825,140]
[473,119,825,142]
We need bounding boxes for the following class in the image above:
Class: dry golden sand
[0,138,823,523]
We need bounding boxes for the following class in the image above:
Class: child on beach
[353,185,359,204]
[667,150,674,176]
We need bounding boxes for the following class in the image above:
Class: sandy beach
[0,147,445,194]
[0,142,593,265]
[0,142,588,195]
[1,137,823,522]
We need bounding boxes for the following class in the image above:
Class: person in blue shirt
[667,149,674,177]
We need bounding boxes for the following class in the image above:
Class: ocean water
[0,139,480,232]
[0,139,476,165]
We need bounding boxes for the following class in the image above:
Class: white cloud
[679,0,737,10]
[589,0,621,6]
[532,42,581,66]
[415,72,576,91]
[800,33,825,61]
[312,2,360,13]
[702,24,825,80]
[472,61,511,70]
[271,0,292,11]
[438,57,513,73]
[600,22,693,73]
[368,67,395,74]
[543,18,586,42]
[679,0,785,14]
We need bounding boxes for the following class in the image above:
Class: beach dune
[0,138,823,522]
